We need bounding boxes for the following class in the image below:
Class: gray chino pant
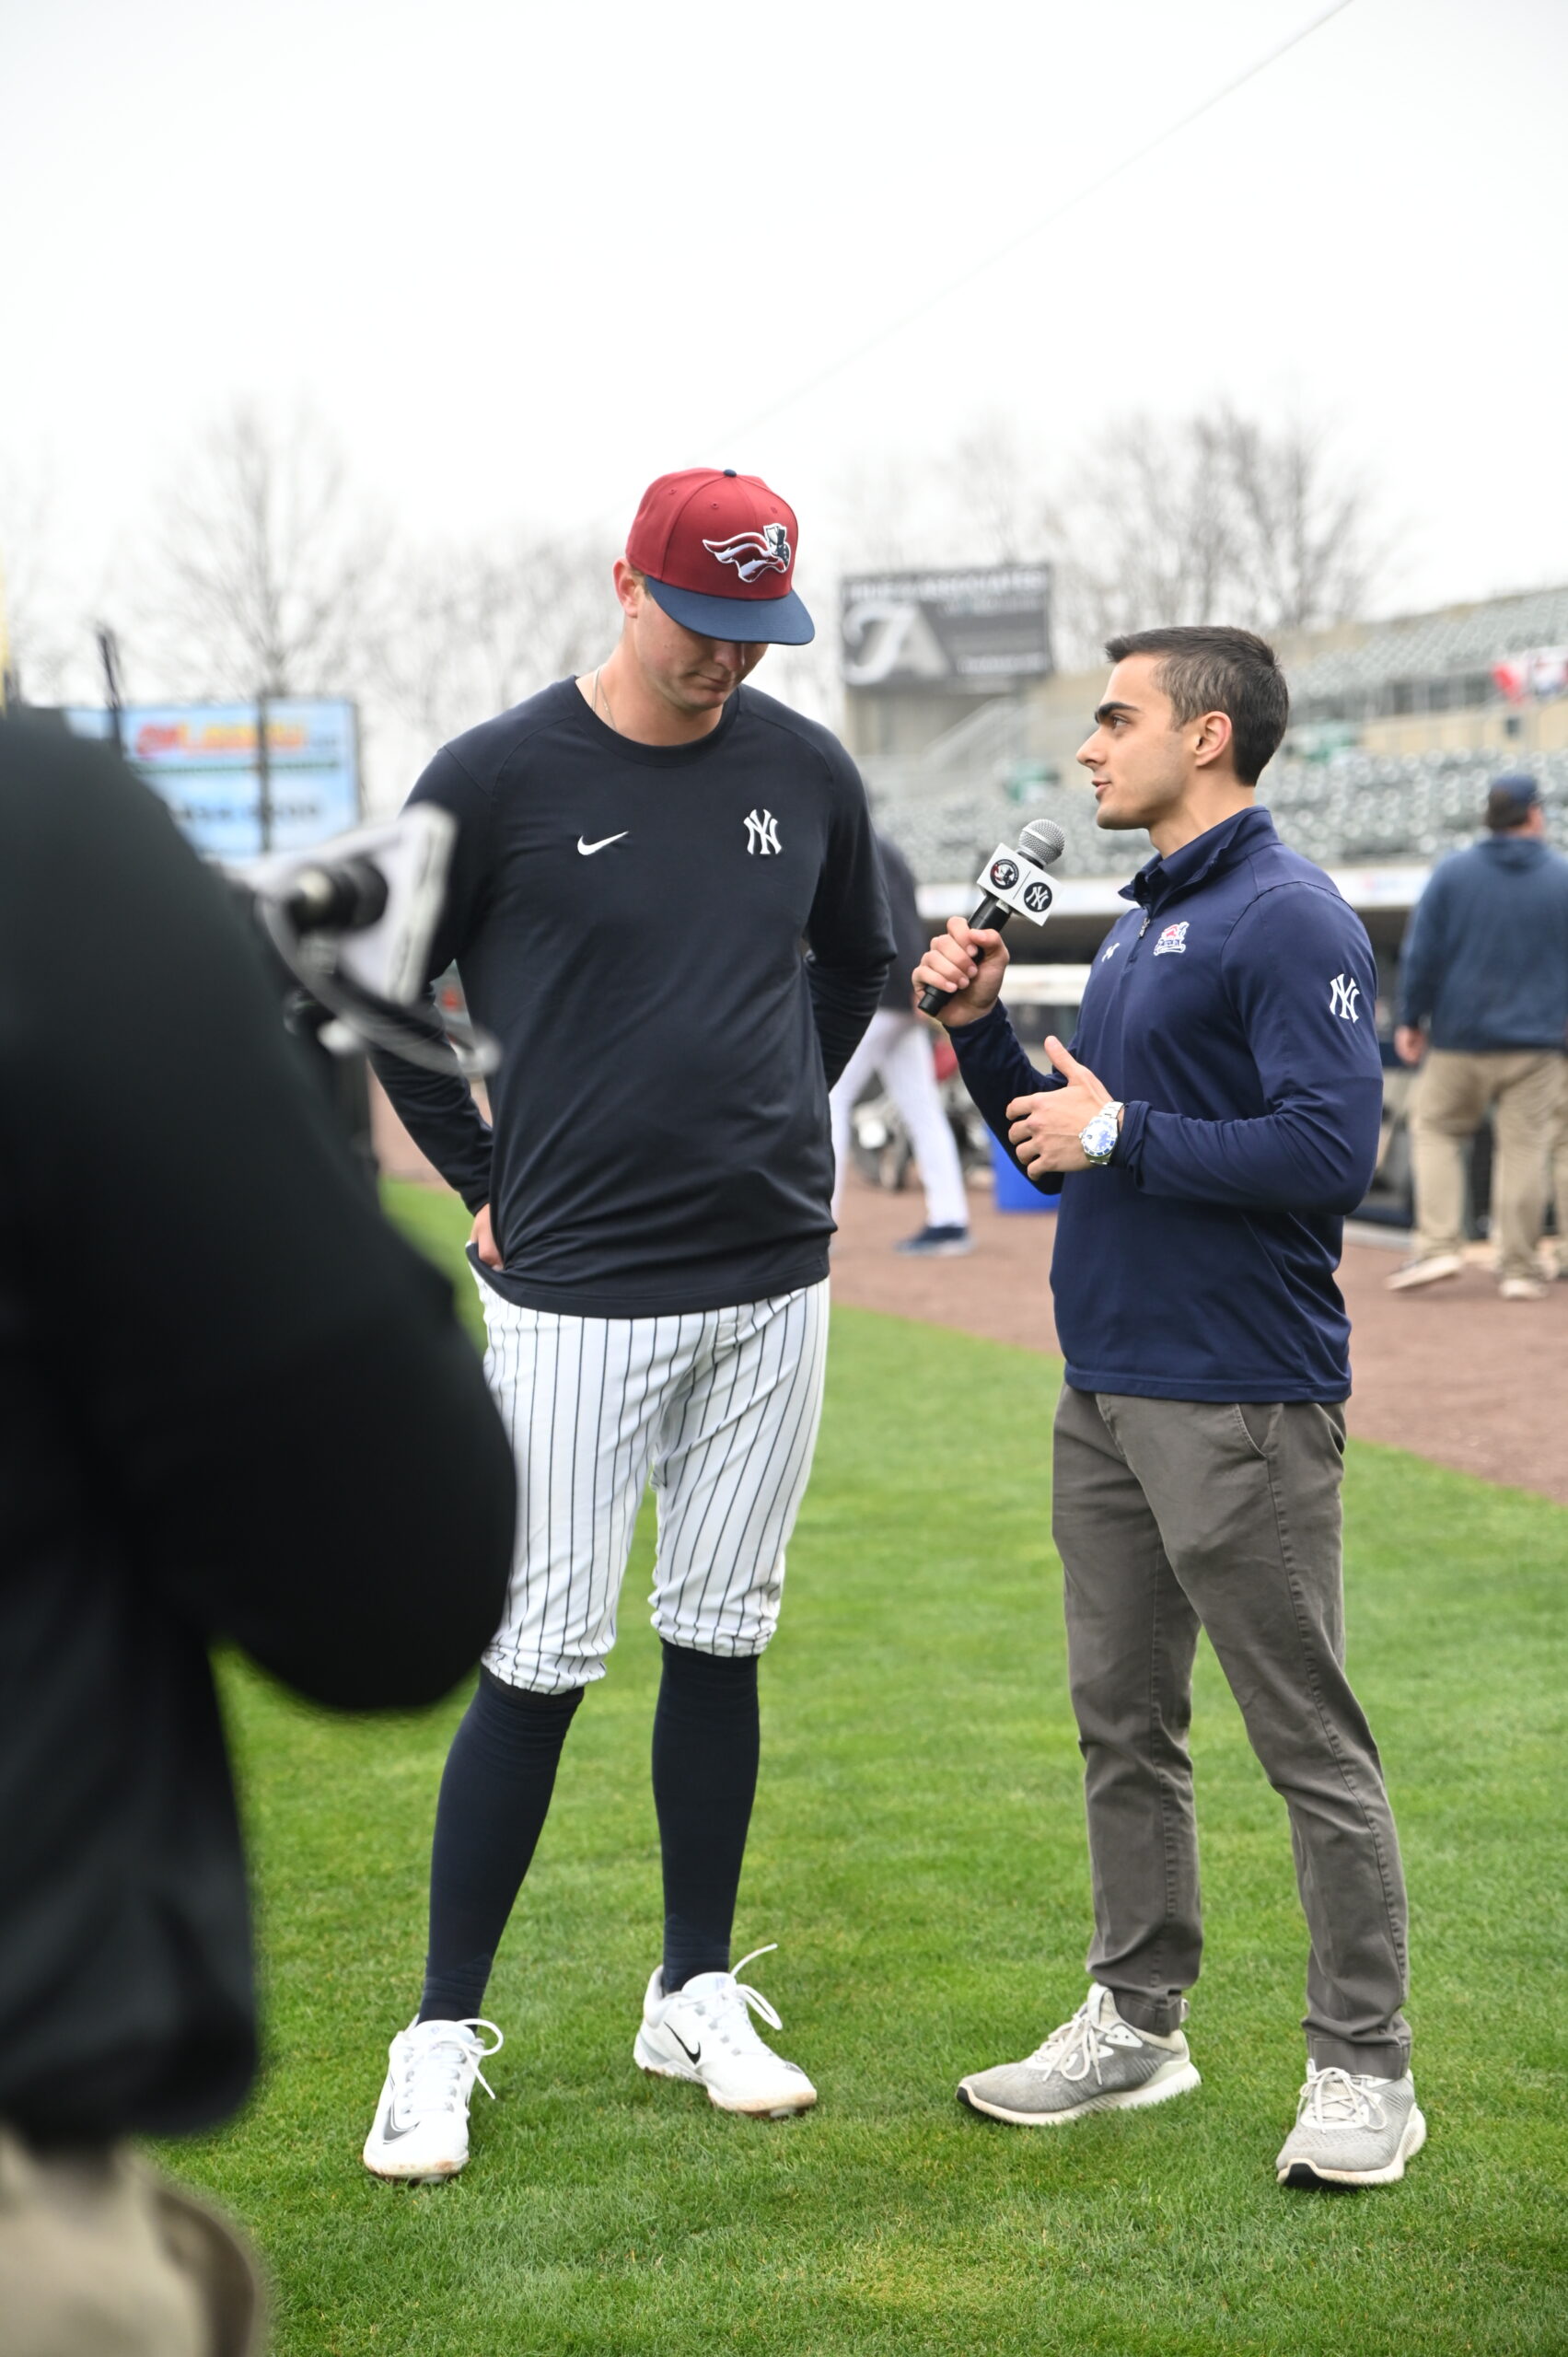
[1051,1384,1411,2076]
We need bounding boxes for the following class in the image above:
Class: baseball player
[363,468,893,2180]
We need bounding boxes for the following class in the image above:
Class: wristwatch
[1079,1102,1124,1167]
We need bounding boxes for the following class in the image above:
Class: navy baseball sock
[417,1669,582,2024]
[652,1640,760,1992]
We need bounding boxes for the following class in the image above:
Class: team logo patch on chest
[745,807,782,854]
[1153,921,1190,957]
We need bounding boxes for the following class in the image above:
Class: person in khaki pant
[1548,1059,1568,1278]
[1389,773,1568,1302]
[1402,1048,1561,1288]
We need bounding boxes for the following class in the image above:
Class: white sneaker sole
[1386,1258,1463,1292]
[1277,2103,1427,2188]
[957,2059,1201,2127]
[633,2028,817,2118]
[361,2142,469,2185]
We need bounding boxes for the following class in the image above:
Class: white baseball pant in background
[475,1281,829,1693]
[830,1009,969,1228]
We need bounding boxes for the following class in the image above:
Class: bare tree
[1213,407,1381,632]
[375,531,618,749]
[831,452,931,575]
[0,469,83,704]
[943,415,1063,568]
[1056,408,1387,659]
[833,418,1061,576]
[139,403,388,699]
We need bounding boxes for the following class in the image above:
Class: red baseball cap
[626,468,814,645]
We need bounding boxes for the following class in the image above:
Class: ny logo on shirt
[745,808,782,855]
[1330,972,1361,1022]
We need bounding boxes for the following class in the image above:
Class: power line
[705,0,1358,454]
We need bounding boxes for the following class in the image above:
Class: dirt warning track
[828,1181,1568,1507]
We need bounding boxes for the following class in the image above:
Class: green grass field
[173,1185,1566,2354]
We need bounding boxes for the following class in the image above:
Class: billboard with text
[841,564,1052,694]
[64,699,360,857]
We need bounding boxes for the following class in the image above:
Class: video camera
[225,807,496,1078]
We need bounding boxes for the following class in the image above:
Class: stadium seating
[867,741,1568,885]
[863,584,1568,885]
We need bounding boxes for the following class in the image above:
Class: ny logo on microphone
[745,808,782,855]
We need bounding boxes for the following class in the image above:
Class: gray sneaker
[957,1983,1201,2127]
[1275,2063,1426,2188]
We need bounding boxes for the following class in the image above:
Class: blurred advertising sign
[64,699,360,855]
[841,565,1052,693]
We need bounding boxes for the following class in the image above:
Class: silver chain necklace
[592,667,619,734]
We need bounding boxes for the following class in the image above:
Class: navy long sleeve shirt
[953,806,1384,1402]
[1396,832,1568,1051]
[374,679,893,1318]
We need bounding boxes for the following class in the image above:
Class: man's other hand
[912,918,1009,1028]
[1007,1037,1118,1178]
[1393,1026,1426,1067]
[470,1203,503,1268]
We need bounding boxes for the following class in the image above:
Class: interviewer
[0,718,515,2351]
[915,628,1423,2191]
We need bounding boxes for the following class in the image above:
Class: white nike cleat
[633,1945,817,2119]
[361,2016,503,2183]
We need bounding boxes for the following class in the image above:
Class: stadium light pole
[0,554,14,715]
[96,626,125,757]
[256,688,273,853]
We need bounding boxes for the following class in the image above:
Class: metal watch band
[1081,1101,1125,1166]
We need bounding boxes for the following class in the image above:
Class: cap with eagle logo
[626,468,814,645]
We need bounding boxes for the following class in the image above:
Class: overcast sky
[5,0,1566,700]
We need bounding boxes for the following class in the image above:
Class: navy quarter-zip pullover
[953,806,1383,1401]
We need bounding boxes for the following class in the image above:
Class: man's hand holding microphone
[912,818,1121,1178]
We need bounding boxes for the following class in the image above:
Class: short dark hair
[1104,626,1289,786]
[1485,773,1540,831]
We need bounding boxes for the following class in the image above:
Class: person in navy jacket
[915,628,1423,2191]
[1388,772,1568,1300]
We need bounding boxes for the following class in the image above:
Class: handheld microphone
[917,817,1066,1016]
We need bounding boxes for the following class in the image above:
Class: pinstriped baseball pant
[475,1280,830,1693]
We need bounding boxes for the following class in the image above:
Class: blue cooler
[990,1129,1060,1213]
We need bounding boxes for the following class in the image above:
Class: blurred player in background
[1389,772,1568,1301]
[917,629,1423,2192]
[365,469,892,2179]
[0,718,515,2354]
[830,825,973,1255]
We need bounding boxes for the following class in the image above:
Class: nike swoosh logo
[577,831,628,855]
[670,2028,702,2065]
